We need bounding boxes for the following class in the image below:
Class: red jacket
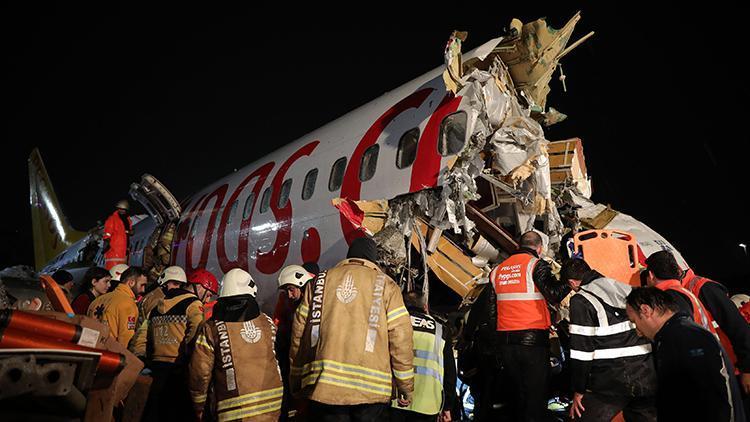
[103,211,131,265]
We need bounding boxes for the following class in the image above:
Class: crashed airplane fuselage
[32,13,688,314]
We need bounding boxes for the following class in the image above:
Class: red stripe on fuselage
[339,88,434,244]
[256,141,320,274]
[409,93,461,192]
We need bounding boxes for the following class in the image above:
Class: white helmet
[115,199,130,210]
[220,268,257,298]
[109,264,129,282]
[157,265,187,286]
[278,265,314,289]
[731,294,750,309]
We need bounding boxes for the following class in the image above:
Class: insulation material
[332,198,388,236]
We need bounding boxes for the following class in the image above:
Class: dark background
[3,5,749,288]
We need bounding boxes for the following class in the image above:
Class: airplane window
[396,128,420,169]
[359,144,379,182]
[302,168,318,200]
[260,187,272,214]
[328,157,347,192]
[242,192,255,219]
[278,179,292,208]
[226,200,239,227]
[438,111,467,156]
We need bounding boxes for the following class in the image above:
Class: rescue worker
[189,268,283,421]
[460,278,498,420]
[129,265,187,356]
[489,231,570,421]
[137,265,205,422]
[642,251,717,335]
[275,264,315,420]
[390,291,456,422]
[71,266,111,315]
[562,258,656,421]
[289,236,414,421]
[187,268,219,317]
[103,199,132,270]
[87,266,147,347]
[626,287,746,422]
[681,267,750,397]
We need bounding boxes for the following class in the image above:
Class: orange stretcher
[39,274,75,314]
[573,229,641,286]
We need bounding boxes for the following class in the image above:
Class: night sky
[3,5,749,288]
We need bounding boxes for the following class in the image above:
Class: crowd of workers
[44,207,750,421]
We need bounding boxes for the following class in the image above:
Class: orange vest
[655,279,718,335]
[682,270,739,373]
[492,253,551,331]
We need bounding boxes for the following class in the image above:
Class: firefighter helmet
[157,265,187,286]
[109,264,129,282]
[188,268,219,294]
[278,265,314,289]
[220,268,257,298]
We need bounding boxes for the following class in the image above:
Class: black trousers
[390,407,437,422]
[498,343,549,422]
[142,361,192,422]
[472,353,500,421]
[309,401,388,422]
[573,393,656,422]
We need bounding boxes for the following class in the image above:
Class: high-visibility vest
[682,271,739,374]
[492,253,551,331]
[392,312,445,415]
[656,279,718,335]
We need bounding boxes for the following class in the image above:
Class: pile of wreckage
[336,12,688,307]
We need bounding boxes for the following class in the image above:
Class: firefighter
[489,231,570,421]
[138,265,205,422]
[275,264,315,420]
[87,266,147,347]
[642,251,717,335]
[187,268,218,312]
[390,291,456,422]
[102,199,132,270]
[189,268,283,421]
[626,287,746,422]
[681,267,750,397]
[562,258,656,421]
[130,265,188,356]
[289,236,414,420]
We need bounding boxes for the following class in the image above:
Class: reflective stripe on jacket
[189,314,282,421]
[391,311,445,415]
[655,279,718,335]
[289,258,414,405]
[492,253,551,331]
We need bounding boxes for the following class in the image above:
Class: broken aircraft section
[336,13,684,306]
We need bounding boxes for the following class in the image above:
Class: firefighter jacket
[189,299,282,422]
[683,269,750,374]
[491,248,570,332]
[87,283,138,347]
[132,288,204,363]
[103,211,132,268]
[391,308,457,416]
[129,286,166,355]
[289,258,414,405]
[568,271,656,397]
